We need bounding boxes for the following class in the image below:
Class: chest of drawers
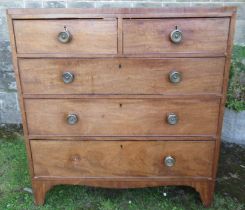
[7,7,236,207]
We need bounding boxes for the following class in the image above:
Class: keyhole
[119,103,122,108]
[118,64,122,69]
[120,145,123,149]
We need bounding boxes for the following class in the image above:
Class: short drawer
[13,19,117,54]
[123,18,229,54]
[19,58,225,95]
[31,140,214,178]
[25,98,220,136]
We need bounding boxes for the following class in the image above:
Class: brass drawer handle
[62,72,74,84]
[58,26,72,43]
[67,114,78,125]
[169,71,182,84]
[164,156,176,167]
[170,26,183,44]
[167,113,178,125]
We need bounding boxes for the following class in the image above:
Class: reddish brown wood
[16,52,226,58]
[14,19,117,54]
[7,7,236,18]
[7,13,34,177]
[24,98,220,136]
[123,18,230,55]
[212,11,237,180]
[18,58,225,95]
[31,178,214,207]
[32,180,54,205]
[117,18,123,55]
[195,180,215,207]
[28,136,217,141]
[23,94,222,99]
[7,7,237,207]
[31,140,214,178]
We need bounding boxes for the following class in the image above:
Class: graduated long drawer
[19,58,225,95]
[25,98,220,136]
[31,140,214,178]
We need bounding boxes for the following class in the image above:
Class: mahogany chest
[7,7,236,207]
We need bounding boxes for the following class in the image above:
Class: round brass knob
[167,113,178,125]
[67,114,78,125]
[164,156,176,167]
[169,71,182,84]
[170,26,183,44]
[58,28,72,43]
[62,72,74,84]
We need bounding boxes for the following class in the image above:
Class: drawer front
[19,58,225,95]
[31,140,214,178]
[25,98,219,136]
[14,19,117,54]
[123,18,229,54]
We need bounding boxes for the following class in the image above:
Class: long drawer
[13,19,117,54]
[31,140,214,178]
[123,18,229,54]
[25,98,220,136]
[19,58,225,95]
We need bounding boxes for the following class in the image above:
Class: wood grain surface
[19,58,225,95]
[123,18,230,54]
[7,7,237,207]
[25,98,220,136]
[31,140,214,178]
[14,19,117,54]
